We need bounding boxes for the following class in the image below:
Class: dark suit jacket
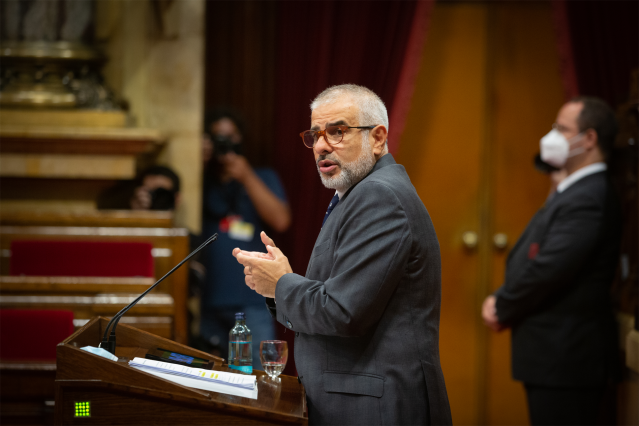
[268,154,452,425]
[495,170,621,387]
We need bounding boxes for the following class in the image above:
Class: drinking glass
[259,340,288,378]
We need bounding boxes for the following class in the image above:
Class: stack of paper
[129,358,256,390]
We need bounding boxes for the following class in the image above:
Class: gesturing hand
[232,232,292,298]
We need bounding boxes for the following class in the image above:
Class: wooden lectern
[55,317,307,425]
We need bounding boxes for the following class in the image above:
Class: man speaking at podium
[233,85,452,425]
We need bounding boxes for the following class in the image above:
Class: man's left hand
[232,232,292,298]
[482,295,507,332]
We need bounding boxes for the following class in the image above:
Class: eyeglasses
[299,125,377,148]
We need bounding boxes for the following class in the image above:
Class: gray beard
[317,139,376,192]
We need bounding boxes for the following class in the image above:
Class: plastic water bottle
[228,312,252,374]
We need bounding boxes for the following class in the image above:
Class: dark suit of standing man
[483,97,622,426]
[233,84,452,425]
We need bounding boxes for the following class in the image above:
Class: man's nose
[314,133,333,155]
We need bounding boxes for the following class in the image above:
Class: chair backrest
[10,240,154,277]
[0,309,75,361]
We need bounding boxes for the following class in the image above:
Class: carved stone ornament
[0,0,121,109]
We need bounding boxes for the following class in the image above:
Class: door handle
[493,233,508,250]
[462,231,478,249]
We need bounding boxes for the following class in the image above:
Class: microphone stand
[100,233,218,355]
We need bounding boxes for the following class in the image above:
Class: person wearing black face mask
[198,109,291,365]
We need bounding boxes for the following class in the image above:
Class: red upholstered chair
[0,309,75,361]
[10,240,154,278]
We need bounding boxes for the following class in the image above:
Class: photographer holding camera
[199,109,290,364]
[130,166,181,211]
[97,165,181,211]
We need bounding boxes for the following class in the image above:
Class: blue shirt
[201,168,287,307]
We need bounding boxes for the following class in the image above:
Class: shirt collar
[557,162,607,193]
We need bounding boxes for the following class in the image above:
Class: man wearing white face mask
[540,122,588,168]
[482,97,622,425]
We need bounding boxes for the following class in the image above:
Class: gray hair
[310,84,389,131]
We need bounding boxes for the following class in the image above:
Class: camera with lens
[212,135,243,156]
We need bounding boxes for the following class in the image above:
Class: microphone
[100,233,218,355]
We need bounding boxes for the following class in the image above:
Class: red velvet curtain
[273,0,433,276]
[552,0,639,106]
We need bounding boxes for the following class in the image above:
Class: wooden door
[397,1,565,424]
[399,4,488,423]
[486,3,566,425]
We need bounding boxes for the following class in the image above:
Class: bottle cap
[235,312,245,320]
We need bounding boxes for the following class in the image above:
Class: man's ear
[370,125,388,157]
[174,192,182,208]
[583,128,598,150]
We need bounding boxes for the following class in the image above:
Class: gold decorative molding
[0,276,155,294]
[0,41,101,61]
[0,294,173,305]
[0,124,163,140]
[0,123,164,156]
[0,225,188,237]
[0,293,174,315]
[72,316,172,328]
[0,109,129,128]
[0,41,113,109]
[0,114,165,183]
[0,153,135,179]
[0,209,174,228]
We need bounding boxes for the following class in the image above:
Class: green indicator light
[74,401,91,417]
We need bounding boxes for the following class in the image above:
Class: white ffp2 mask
[540,129,585,167]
